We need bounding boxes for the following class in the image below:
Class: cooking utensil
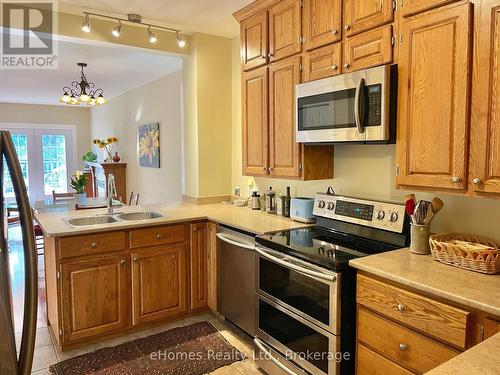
[405,194,417,204]
[431,198,444,215]
[414,200,431,225]
[405,199,416,223]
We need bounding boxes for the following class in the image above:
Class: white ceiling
[60,0,253,38]
[0,37,182,105]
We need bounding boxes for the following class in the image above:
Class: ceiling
[60,0,253,38]
[0,37,182,105]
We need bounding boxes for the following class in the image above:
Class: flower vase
[74,193,87,206]
[112,152,121,163]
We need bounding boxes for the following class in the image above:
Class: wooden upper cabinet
[190,223,208,310]
[396,3,472,191]
[303,42,342,82]
[269,55,302,178]
[243,66,269,176]
[303,0,342,51]
[131,244,187,325]
[343,25,393,72]
[269,0,302,62]
[343,0,394,37]
[401,0,460,18]
[470,1,500,195]
[241,11,268,71]
[61,255,128,343]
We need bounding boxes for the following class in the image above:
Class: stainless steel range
[253,193,410,375]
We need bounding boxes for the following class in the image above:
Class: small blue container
[290,197,316,223]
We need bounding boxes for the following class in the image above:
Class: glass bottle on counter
[284,186,291,218]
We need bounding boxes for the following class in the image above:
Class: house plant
[70,172,88,205]
[93,137,118,162]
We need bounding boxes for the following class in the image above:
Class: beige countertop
[35,201,310,237]
[349,248,500,317]
[426,333,500,375]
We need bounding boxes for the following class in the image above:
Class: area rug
[49,321,246,375]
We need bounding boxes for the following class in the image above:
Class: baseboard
[182,194,232,205]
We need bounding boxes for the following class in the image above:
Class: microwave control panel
[366,84,382,126]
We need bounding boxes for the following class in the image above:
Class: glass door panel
[2,132,33,201]
[41,134,68,195]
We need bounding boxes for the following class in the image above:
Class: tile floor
[8,224,263,374]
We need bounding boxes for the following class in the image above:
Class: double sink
[64,211,164,228]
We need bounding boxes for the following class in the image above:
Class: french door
[1,126,76,202]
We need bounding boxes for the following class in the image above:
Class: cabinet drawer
[130,224,186,249]
[358,307,459,373]
[343,25,393,72]
[357,343,414,375]
[357,274,470,348]
[303,42,342,82]
[402,0,460,17]
[59,231,126,259]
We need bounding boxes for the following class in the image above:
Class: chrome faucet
[107,173,117,214]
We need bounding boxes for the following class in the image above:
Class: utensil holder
[410,224,431,255]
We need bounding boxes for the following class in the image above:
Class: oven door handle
[354,78,366,134]
[255,246,337,282]
[216,233,255,251]
[254,337,300,375]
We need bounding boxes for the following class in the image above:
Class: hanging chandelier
[60,63,107,106]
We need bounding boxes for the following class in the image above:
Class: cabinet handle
[397,304,406,312]
[472,178,481,185]
[331,28,338,35]
[268,52,274,58]
[344,24,351,31]
[156,234,162,239]
[344,63,350,69]
[452,176,461,183]
[120,259,125,265]
[331,64,338,71]
[399,343,408,351]
[90,242,97,248]
[133,257,138,262]
[268,167,274,172]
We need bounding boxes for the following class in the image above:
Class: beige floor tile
[31,369,51,375]
[56,342,105,362]
[31,345,58,372]
[209,363,243,375]
[16,327,53,350]
[233,360,265,374]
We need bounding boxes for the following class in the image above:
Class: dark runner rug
[49,321,246,375]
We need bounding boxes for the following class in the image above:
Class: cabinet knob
[90,242,97,248]
[344,63,350,69]
[263,167,267,171]
[344,24,351,31]
[133,257,138,262]
[268,52,274,58]
[397,304,406,312]
[331,28,338,35]
[472,178,481,185]
[399,343,408,351]
[452,176,461,183]
[120,259,125,265]
[268,167,274,172]
[156,234,162,239]
[331,64,338,71]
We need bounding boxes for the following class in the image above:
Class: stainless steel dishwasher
[216,225,256,336]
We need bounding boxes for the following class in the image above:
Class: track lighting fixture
[79,12,187,48]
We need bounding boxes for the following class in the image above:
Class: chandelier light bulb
[176,31,186,48]
[61,93,71,103]
[80,93,90,102]
[112,21,122,37]
[82,14,91,32]
[97,95,107,105]
[147,27,157,43]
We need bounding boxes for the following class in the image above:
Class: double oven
[254,245,346,375]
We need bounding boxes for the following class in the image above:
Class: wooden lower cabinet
[357,344,413,375]
[190,223,208,310]
[484,318,500,340]
[60,254,128,343]
[131,244,188,325]
[207,222,218,312]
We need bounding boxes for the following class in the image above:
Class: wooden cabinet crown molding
[233,0,280,22]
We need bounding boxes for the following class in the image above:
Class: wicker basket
[430,233,500,274]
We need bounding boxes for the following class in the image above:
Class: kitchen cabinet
[343,25,393,72]
[190,223,208,310]
[243,66,269,176]
[303,42,342,82]
[131,244,188,325]
[100,163,127,203]
[241,11,268,71]
[269,0,302,62]
[207,222,218,312]
[470,0,500,196]
[483,318,500,340]
[60,255,128,343]
[401,0,460,18]
[302,0,342,51]
[396,3,472,191]
[357,343,414,375]
[343,0,394,37]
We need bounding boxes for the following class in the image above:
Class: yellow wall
[230,37,500,240]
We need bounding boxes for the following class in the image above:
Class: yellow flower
[112,137,118,143]
[93,139,99,144]
[98,142,105,149]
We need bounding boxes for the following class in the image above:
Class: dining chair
[52,190,74,201]
[129,192,140,206]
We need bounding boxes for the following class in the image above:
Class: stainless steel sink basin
[115,211,163,221]
[65,216,117,227]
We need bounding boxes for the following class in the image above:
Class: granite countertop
[349,248,500,317]
[35,201,311,237]
[426,333,500,375]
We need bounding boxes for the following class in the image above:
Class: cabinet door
[303,42,342,82]
[269,0,302,62]
[131,244,187,325]
[190,223,208,310]
[484,318,500,340]
[343,25,393,72]
[241,11,268,71]
[242,66,269,176]
[396,3,472,191]
[207,222,217,312]
[269,55,302,178]
[61,255,128,343]
[344,0,394,37]
[402,0,459,18]
[303,0,342,51]
[470,1,500,195]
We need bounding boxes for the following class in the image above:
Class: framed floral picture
[138,122,160,168]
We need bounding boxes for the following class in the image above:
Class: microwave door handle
[354,78,366,134]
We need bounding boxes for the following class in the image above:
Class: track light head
[82,13,91,32]
[112,21,122,37]
[176,31,186,48]
[147,26,157,43]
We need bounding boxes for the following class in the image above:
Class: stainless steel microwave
[296,64,396,143]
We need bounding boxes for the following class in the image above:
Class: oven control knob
[377,210,385,220]
[390,212,399,222]
[327,250,334,258]
[327,202,335,211]
[318,200,326,209]
[318,247,325,255]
